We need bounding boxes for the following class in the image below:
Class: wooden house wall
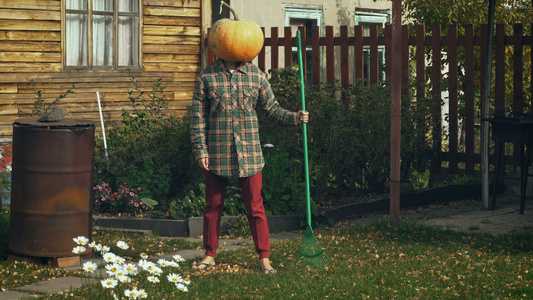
[0,0,203,139]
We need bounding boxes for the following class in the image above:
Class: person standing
[190,59,308,273]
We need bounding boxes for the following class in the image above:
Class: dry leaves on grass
[192,263,253,276]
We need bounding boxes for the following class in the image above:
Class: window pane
[66,0,87,10]
[118,16,139,66]
[93,15,114,66]
[93,0,113,12]
[118,0,138,13]
[65,13,88,66]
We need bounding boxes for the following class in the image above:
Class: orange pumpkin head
[209,3,264,62]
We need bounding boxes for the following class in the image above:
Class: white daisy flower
[88,241,98,249]
[147,276,160,283]
[93,243,103,252]
[181,276,192,285]
[73,236,89,245]
[72,246,86,254]
[167,273,183,284]
[117,275,131,283]
[83,261,98,273]
[137,259,149,267]
[116,241,129,250]
[124,263,138,275]
[101,245,111,253]
[124,288,139,299]
[103,252,117,264]
[172,255,185,262]
[142,262,157,272]
[137,289,148,299]
[101,278,118,289]
[168,261,179,268]
[149,266,163,276]
[105,263,122,277]
[157,259,171,267]
[175,283,188,292]
[140,253,149,259]
[113,255,126,264]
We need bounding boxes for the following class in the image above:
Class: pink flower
[129,200,133,204]
[101,197,106,201]
[134,203,139,207]
[137,187,142,191]
[98,186,102,190]
[130,192,135,196]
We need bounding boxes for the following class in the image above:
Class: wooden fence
[207,24,532,176]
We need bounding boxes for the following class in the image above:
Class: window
[285,8,322,85]
[354,11,389,83]
[64,0,141,70]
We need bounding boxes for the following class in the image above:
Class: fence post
[448,24,459,174]
[464,25,475,175]
[340,26,349,106]
[284,27,292,68]
[312,26,321,85]
[325,26,335,83]
[271,27,279,70]
[431,25,443,174]
[354,25,364,82]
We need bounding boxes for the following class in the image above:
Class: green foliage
[93,182,156,216]
[169,179,246,220]
[170,183,206,219]
[264,68,435,198]
[0,209,8,260]
[25,79,75,116]
[226,215,251,238]
[0,146,10,205]
[262,147,304,215]
[94,77,200,208]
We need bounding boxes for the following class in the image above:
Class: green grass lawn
[2,220,528,299]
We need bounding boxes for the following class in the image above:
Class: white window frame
[63,0,142,71]
[284,7,323,83]
[355,11,389,83]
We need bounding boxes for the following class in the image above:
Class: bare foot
[193,256,215,270]
[260,258,276,274]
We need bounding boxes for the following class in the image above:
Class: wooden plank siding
[0,0,204,138]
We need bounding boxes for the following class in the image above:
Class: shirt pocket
[242,88,258,112]
[208,88,226,113]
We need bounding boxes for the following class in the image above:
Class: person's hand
[297,111,309,124]
[197,157,209,171]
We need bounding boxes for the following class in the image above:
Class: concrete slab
[0,290,36,300]
[18,276,97,295]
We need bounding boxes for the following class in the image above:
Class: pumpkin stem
[221,1,239,21]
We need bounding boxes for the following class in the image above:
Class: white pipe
[97,92,109,161]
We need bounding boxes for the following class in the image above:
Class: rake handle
[296,30,312,228]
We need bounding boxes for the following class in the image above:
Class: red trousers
[203,171,270,259]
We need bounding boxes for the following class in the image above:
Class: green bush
[0,209,9,260]
[263,67,435,198]
[94,77,200,210]
[94,70,435,222]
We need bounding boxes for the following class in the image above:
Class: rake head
[296,226,329,271]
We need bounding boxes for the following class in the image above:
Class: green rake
[295,30,328,271]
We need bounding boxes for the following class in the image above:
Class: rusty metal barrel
[9,118,94,257]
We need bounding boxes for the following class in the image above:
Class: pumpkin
[208,1,264,62]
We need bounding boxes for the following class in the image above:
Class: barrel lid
[14,117,95,128]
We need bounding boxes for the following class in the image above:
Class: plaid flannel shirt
[191,60,298,178]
